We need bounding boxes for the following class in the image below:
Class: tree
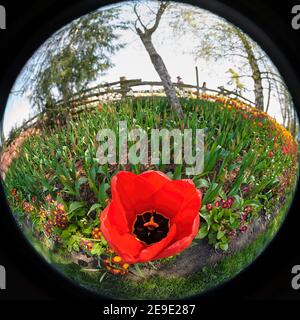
[133,1,183,118]
[258,55,298,134]
[173,9,265,110]
[19,7,126,111]
[273,79,297,134]
[226,68,246,96]
[232,27,264,110]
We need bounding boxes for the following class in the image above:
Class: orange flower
[22,201,34,214]
[92,227,102,240]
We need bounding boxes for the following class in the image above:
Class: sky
[2,1,288,138]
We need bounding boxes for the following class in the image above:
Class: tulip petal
[109,230,145,263]
[149,180,191,218]
[171,183,201,239]
[111,171,170,228]
[100,203,144,262]
[139,170,171,186]
[137,224,177,262]
[102,192,130,233]
[154,215,199,260]
[172,179,202,210]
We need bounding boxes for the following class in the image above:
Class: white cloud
[3,95,32,138]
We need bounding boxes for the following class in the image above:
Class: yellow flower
[112,256,122,264]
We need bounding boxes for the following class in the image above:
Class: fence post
[195,66,200,100]
[120,76,129,99]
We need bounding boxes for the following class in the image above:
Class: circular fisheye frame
[0,0,298,299]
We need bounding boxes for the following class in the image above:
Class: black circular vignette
[0,0,299,300]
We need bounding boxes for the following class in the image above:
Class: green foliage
[23,7,127,110]
[3,96,298,288]
[199,195,262,250]
[43,192,290,300]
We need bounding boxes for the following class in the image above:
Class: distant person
[177,76,183,84]
[202,82,207,94]
[176,76,186,97]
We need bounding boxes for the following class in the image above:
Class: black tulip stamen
[133,211,170,245]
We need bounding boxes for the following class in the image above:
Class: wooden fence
[55,76,255,108]
[3,77,255,145]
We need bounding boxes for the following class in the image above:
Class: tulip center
[133,211,169,245]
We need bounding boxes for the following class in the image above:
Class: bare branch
[147,1,169,35]
[261,76,288,89]
[133,4,147,32]
[221,53,249,59]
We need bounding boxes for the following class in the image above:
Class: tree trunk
[134,2,183,118]
[265,79,271,113]
[140,34,183,118]
[235,30,264,111]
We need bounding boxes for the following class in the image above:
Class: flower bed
[2,96,298,298]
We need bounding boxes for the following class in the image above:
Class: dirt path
[128,215,269,279]
[67,212,271,279]
[0,127,40,179]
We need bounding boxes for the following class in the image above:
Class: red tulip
[99,171,201,264]
[269,151,274,158]
[282,145,290,155]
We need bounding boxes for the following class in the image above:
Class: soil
[127,214,270,280]
[68,212,271,280]
[0,127,40,179]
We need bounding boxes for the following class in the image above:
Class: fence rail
[4,77,256,145]
[56,77,255,108]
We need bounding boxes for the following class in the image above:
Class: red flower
[99,171,201,264]
[282,145,290,155]
[240,225,248,233]
[269,151,274,158]
[206,204,213,211]
[214,201,220,208]
[226,196,235,207]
